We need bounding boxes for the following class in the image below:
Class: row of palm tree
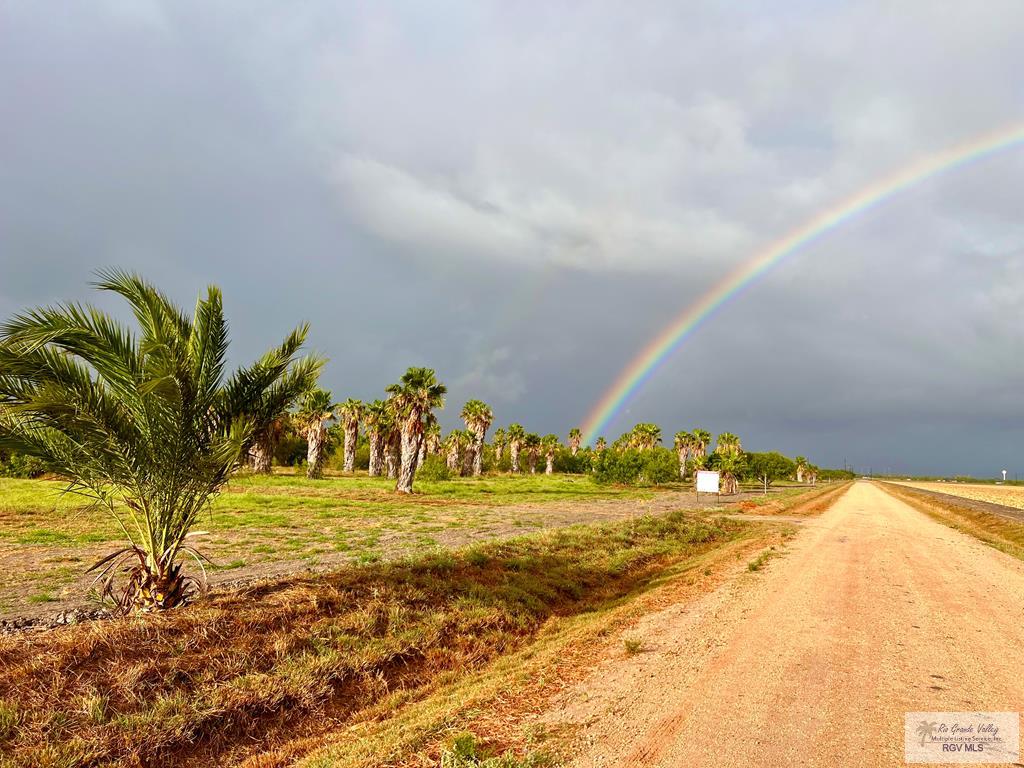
[297,369,449,490]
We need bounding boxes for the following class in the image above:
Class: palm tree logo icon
[916,721,938,747]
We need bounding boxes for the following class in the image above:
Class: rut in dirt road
[547,481,1024,767]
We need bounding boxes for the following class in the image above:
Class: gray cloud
[2,1,1023,475]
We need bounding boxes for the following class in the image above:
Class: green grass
[747,547,778,571]
[0,472,656,616]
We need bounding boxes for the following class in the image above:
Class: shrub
[274,434,306,467]
[0,452,46,478]
[553,448,591,474]
[593,447,677,486]
[441,732,551,768]
[416,454,453,481]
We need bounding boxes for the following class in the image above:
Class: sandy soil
[542,481,1024,767]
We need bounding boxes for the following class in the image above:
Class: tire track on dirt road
[543,481,1024,767]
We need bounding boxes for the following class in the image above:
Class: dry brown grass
[0,511,747,768]
[892,480,1024,511]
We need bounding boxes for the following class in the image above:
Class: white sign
[905,712,1019,764]
[696,470,720,494]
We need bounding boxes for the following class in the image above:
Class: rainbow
[581,123,1024,445]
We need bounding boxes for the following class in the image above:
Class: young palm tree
[385,367,446,493]
[507,423,526,473]
[524,433,541,474]
[567,428,582,457]
[0,271,308,612]
[362,400,390,477]
[337,399,363,473]
[460,399,494,476]
[295,389,337,479]
[236,331,324,473]
[595,436,607,453]
[492,427,507,464]
[542,434,560,474]
[674,430,693,480]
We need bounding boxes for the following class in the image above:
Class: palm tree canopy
[715,432,742,455]
[506,423,526,441]
[295,388,337,431]
[542,434,560,449]
[362,399,389,429]
[385,367,446,423]
[691,428,711,446]
[338,398,363,421]
[460,399,493,427]
[628,423,662,449]
[674,430,693,449]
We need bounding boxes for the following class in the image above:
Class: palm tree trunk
[446,443,460,471]
[472,435,484,476]
[677,448,688,480]
[545,452,554,474]
[249,434,274,474]
[132,561,188,613]
[368,431,384,476]
[343,423,358,472]
[307,424,326,479]
[386,434,399,479]
[396,414,421,493]
[510,442,521,473]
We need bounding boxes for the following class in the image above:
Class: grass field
[0,472,661,617]
[0,472,820,619]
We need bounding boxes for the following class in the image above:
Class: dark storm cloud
[2,1,1023,475]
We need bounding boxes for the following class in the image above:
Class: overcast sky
[2,2,1023,475]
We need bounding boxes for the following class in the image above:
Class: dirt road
[545,481,1024,766]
